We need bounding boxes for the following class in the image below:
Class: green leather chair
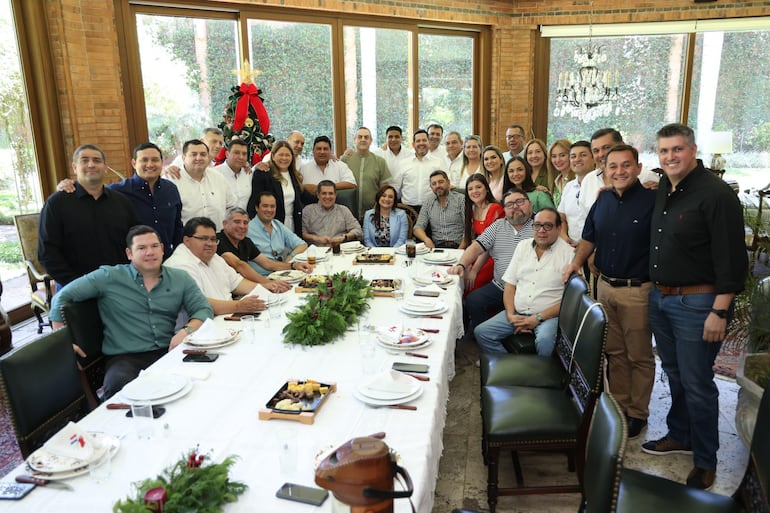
[481,273,589,388]
[615,384,770,513]
[0,328,86,458]
[61,299,105,410]
[581,393,627,513]
[480,293,607,512]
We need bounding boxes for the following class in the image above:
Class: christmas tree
[216,60,274,165]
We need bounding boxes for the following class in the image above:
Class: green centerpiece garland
[113,448,246,513]
[282,271,372,346]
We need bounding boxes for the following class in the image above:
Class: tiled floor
[432,336,750,513]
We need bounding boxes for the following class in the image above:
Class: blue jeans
[474,310,558,356]
[466,282,504,331]
[648,288,723,469]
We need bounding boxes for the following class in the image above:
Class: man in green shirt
[341,126,391,219]
[50,225,213,399]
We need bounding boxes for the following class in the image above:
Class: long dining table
[5,248,465,512]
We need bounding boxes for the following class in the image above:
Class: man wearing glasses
[502,125,526,162]
[166,217,268,315]
[474,208,574,356]
[216,207,305,292]
[448,188,534,331]
[563,144,656,440]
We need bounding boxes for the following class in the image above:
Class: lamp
[554,0,619,122]
[701,131,733,174]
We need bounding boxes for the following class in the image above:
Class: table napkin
[42,421,95,460]
[412,284,444,296]
[173,367,211,381]
[187,318,230,342]
[362,370,416,395]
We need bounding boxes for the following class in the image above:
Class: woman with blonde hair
[481,145,506,201]
[524,138,550,193]
[456,135,483,190]
[247,140,304,236]
[547,139,574,206]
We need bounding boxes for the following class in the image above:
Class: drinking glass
[131,403,155,440]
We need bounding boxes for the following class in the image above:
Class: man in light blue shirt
[50,225,213,399]
[247,191,309,275]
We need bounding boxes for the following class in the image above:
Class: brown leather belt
[600,274,649,288]
[655,284,716,295]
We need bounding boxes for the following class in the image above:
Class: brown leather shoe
[686,467,716,490]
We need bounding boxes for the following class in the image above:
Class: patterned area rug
[0,400,22,478]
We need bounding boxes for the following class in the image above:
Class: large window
[418,33,475,138]
[136,13,239,162]
[688,30,770,190]
[0,0,42,312]
[249,19,334,156]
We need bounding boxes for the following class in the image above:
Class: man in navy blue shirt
[564,144,656,440]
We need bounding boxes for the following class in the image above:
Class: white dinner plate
[185,330,239,347]
[412,275,453,286]
[400,299,446,313]
[340,241,364,252]
[268,270,306,283]
[184,333,240,349]
[357,373,422,401]
[122,373,188,402]
[293,252,329,262]
[395,244,430,255]
[399,304,449,316]
[422,253,456,264]
[121,378,194,406]
[266,294,289,306]
[352,385,424,406]
[27,432,119,476]
[376,328,429,348]
[376,337,433,351]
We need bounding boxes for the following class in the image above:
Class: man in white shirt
[299,135,357,201]
[373,125,414,177]
[474,208,575,356]
[427,123,447,161]
[558,140,595,246]
[165,217,266,315]
[166,139,237,230]
[393,129,447,210]
[213,139,252,210]
[445,131,464,186]
[167,127,224,171]
[501,124,526,163]
[258,130,308,169]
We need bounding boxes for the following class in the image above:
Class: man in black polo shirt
[642,123,747,490]
[564,144,656,440]
[216,207,306,293]
[39,144,139,287]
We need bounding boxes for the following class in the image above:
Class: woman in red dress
[463,173,504,294]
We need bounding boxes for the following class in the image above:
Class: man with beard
[449,188,534,330]
[474,208,575,356]
[413,171,465,249]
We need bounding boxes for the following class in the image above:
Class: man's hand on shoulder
[253,162,270,173]
[57,179,76,193]
[163,165,182,179]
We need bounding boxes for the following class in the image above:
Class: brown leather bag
[315,436,413,513]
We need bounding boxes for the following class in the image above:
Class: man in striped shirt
[413,170,466,249]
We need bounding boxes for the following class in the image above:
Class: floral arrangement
[282,271,372,347]
[113,447,246,513]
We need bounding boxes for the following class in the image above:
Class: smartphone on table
[392,362,430,374]
[275,482,329,506]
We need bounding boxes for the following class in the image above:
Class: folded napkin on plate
[43,421,95,460]
[363,370,416,394]
[245,284,269,298]
[340,241,362,250]
[173,367,210,381]
[411,284,444,295]
[187,318,230,342]
[405,297,437,309]
[376,325,422,344]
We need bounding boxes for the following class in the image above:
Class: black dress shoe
[627,417,648,439]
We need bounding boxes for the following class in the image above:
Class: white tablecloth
[5,250,465,512]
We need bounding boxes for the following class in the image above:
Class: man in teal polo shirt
[50,225,213,399]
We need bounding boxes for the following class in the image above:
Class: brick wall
[42,0,769,171]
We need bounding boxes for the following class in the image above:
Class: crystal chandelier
[553,2,619,122]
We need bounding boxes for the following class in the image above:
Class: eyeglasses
[503,198,528,208]
[190,235,220,244]
[506,134,524,140]
[533,222,556,232]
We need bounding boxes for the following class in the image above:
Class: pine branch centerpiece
[113,448,246,513]
[283,271,373,346]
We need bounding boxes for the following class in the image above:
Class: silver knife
[16,474,74,491]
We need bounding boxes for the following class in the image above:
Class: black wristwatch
[710,308,728,319]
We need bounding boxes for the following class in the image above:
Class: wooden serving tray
[370,279,400,297]
[353,254,395,265]
[258,383,337,425]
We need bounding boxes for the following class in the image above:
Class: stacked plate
[340,241,365,253]
[395,243,430,255]
[268,269,306,283]
[353,370,424,406]
[293,251,329,263]
[412,270,453,286]
[185,329,240,349]
[26,431,120,480]
[121,373,193,405]
[376,327,432,351]
[423,251,456,265]
[398,298,448,316]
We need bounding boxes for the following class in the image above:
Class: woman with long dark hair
[463,174,504,292]
[503,156,555,213]
[363,185,408,247]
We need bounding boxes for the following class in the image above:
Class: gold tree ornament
[232,59,263,85]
